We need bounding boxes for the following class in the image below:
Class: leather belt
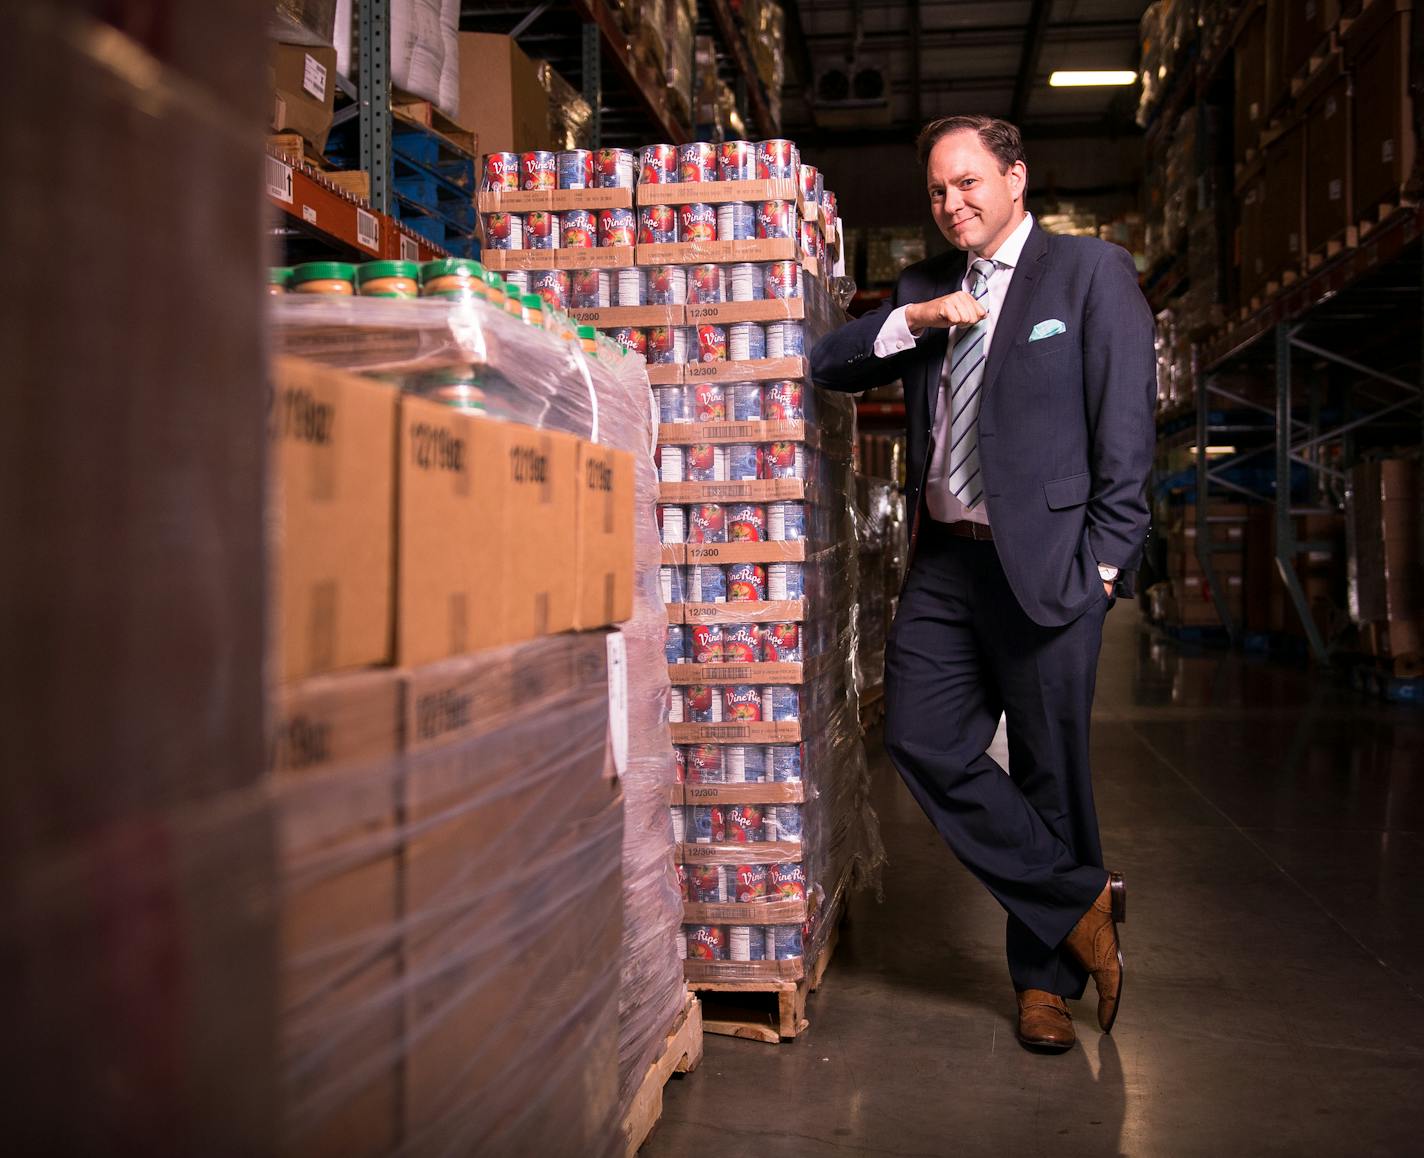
[938,519,994,542]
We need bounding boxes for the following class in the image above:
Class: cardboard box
[1262,123,1305,282]
[270,41,339,152]
[1305,68,1351,253]
[1284,0,1341,81]
[271,357,397,682]
[456,32,552,158]
[575,442,636,630]
[1234,7,1268,163]
[1347,3,1415,215]
[1238,167,1268,302]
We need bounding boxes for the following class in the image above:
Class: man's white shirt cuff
[873,305,919,358]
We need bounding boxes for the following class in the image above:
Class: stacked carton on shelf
[1349,458,1423,666]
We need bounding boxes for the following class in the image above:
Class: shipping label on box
[271,357,397,683]
[269,41,338,152]
[575,442,635,630]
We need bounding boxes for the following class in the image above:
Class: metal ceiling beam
[1011,0,1053,124]
[802,20,1141,46]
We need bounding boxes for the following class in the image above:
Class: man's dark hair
[915,114,1026,171]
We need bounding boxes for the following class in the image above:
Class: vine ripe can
[723,686,763,725]
[686,924,726,959]
[483,212,523,250]
[716,202,755,241]
[556,148,593,189]
[727,503,767,542]
[638,204,678,244]
[695,324,727,362]
[525,209,560,249]
[597,207,636,247]
[594,147,637,188]
[570,268,611,308]
[520,149,556,190]
[726,562,767,602]
[721,622,761,663]
[763,621,802,662]
[687,502,727,544]
[723,802,765,842]
[727,443,762,481]
[639,143,679,184]
[756,138,798,179]
[678,202,717,243]
[678,141,718,183]
[692,381,726,420]
[560,208,596,249]
[756,199,797,240]
[718,139,757,180]
[688,263,725,303]
[481,151,520,191]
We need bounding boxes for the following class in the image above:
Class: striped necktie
[946,258,995,510]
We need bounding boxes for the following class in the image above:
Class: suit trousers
[884,520,1111,997]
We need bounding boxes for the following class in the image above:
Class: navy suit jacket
[811,221,1157,627]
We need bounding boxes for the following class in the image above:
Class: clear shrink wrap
[269,291,686,1146]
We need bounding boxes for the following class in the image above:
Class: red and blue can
[767,501,806,541]
[688,743,726,781]
[718,140,757,181]
[729,262,764,301]
[800,218,819,257]
[609,327,647,357]
[560,207,597,249]
[688,503,727,544]
[678,202,718,243]
[483,212,523,250]
[658,503,686,543]
[763,621,802,662]
[696,324,727,362]
[726,562,767,602]
[821,189,839,222]
[729,322,766,362]
[728,504,767,543]
[764,259,802,299]
[725,745,766,782]
[526,209,560,249]
[688,563,727,602]
[678,141,718,183]
[594,147,637,189]
[717,202,756,241]
[615,267,647,304]
[769,861,806,900]
[556,148,593,189]
[799,163,819,204]
[685,441,726,480]
[656,383,689,424]
[727,442,763,481]
[722,622,761,663]
[767,321,804,358]
[730,382,763,420]
[728,924,767,962]
[520,149,557,190]
[769,744,803,782]
[686,684,723,723]
[571,268,612,308]
[735,864,769,902]
[761,686,800,722]
[691,622,723,664]
[766,802,803,841]
[768,562,805,600]
[692,381,726,421]
[638,204,679,243]
[597,206,636,247]
[532,269,570,310]
[674,859,689,898]
[769,925,804,960]
[723,802,765,841]
[657,445,684,483]
[764,440,806,479]
[757,138,798,179]
[647,265,688,305]
[649,325,690,367]
[689,864,730,902]
[665,624,688,664]
[688,264,725,303]
[763,379,805,420]
[481,151,520,191]
[756,199,797,239]
[686,924,727,958]
[639,143,679,185]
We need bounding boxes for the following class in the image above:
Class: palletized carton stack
[265,291,680,1154]
[1349,458,1423,666]
[1164,503,1249,628]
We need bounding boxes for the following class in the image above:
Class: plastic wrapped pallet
[269,291,687,1142]
[1347,459,1423,660]
[337,0,460,119]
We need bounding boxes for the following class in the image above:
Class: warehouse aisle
[646,609,1424,1157]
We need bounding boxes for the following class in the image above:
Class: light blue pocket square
[1029,319,1067,342]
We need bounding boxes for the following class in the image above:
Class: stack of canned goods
[664,616,803,665]
[633,140,804,248]
[668,681,802,725]
[480,147,637,257]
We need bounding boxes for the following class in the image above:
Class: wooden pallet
[391,94,477,162]
[622,992,703,1157]
[692,909,842,1044]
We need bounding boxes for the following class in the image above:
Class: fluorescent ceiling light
[1049,70,1137,87]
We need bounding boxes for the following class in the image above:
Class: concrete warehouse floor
[643,608,1424,1157]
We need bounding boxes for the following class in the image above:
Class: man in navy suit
[811,115,1155,1052]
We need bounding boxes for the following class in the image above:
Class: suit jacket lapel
[982,221,1049,402]
[922,249,966,428]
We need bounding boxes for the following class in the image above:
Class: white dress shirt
[874,211,1035,526]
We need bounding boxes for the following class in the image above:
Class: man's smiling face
[926,128,1027,257]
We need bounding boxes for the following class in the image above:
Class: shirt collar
[975,211,1034,271]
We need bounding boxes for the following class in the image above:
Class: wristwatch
[1098,564,1120,582]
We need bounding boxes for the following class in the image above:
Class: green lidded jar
[421,257,487,299]
[356,260,421,298]
[290,261,357,296]
[577,324,598,355]
[268,267,293,295]
[422,367,491,414]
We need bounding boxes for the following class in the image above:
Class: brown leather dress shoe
[1016,989,1075,1052]
[1064,872,1126,1033]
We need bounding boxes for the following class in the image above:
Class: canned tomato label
[799,218,818,256]
[799,163,819,203]
[686,924,727,958]
[691,805,725,843]
[728,925,767,962]
[718,139,757,181]
[762,686,800,722]
[764,441,806,479]
[768,562,804,600]
[678,203,717,243]
[769,925,804,960]
[671,808,688,846]
[665,624,688,664]
[647,265,688,305]
[667,686,686,723]
[763,621,802,661]
[769,744,802,781]
[757,139,798,179]
[724,745,764,782]
[727,562,767,602]
[595,147,636,189]
[723,802,765,841]
[821,189,838,221]
[657,503,685,543]
[673,745,688,781]
[763,380,805,420]
[688,502,727,543]
[648,325,687,367]
[657,445,685,482]
[686,684,723,723]
[597,206,636,247]
[688,743,725,781]
[730,383,763,421]
[766,803,803,842]
[659,564,685,604]
[521,150,557,190]
[727,443,762,481]
[526,209,559,249]
[767,501,805,541]
[560,208,596,248]
[722,622,761,662]
[728,503,767,542]
[724,686,763,726]
[639,204,678,243]
[571,268,611,308]
[764,260,802,299]
[615,266,647,305]
[769,861,806,900]
[639,143,679,184]
[692,382,726,421]
[657,383,689,424]
[729,322,766,362]
[483,212,523,250]
[689,864,729,902]
[696,324,727,362]
[504,270,531,294]
[688,264,725,303]
[533,269,571,310]
[691,623,723,665]
[685,442,727,481]
[735,863,769,902]
[482,151,520,191]
[767,321,804,359]
[716,202,755,241]
[729,262,764,301]
[756,199,797,240]
[678,141,718,183]
[556,148,593,189]
[610,327,647,357]
[689,563,727,603]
